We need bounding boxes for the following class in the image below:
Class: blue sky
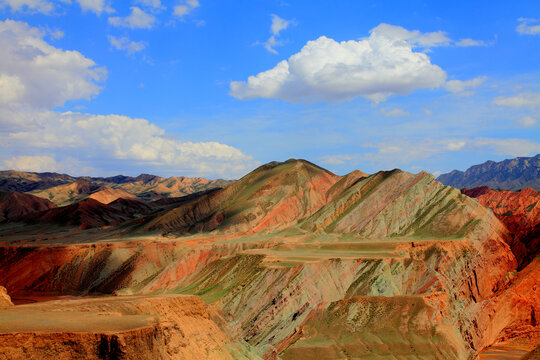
[0,0,539,179]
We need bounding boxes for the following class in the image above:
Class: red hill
[0,192,57,222]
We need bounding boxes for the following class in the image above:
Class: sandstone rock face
[462,186,539,268]
[0,286,13,309]
[0,294,258,359]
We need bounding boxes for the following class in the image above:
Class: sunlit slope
[304,169,500,239]
[145,159,339,233]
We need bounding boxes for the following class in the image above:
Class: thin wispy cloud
[381,108,410,117]
[76,0,113,15]
[173,0,199,18]
[445,76,487,95]
[455,38,487,47]
[517,116,537,127]
[0,0,54,14]
[108,7,156,29]
[264,14,292,54]
[516,17,540,35]
[493,92,540,107]
[107,35,147,55]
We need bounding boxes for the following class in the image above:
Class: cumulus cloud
[3,155,58,172]
[0,0,54,14]
[264,14,291,54]
[380,107,410,117]
[445,76,487,94]
[493,92,540,108]
[517,18,540,35]
[231,24,449,103]
[108,35,147,55]
[0,20,256,178]
[108,7,155,29]
[0,109,256,177]
[1,155,96,174]
[0,19,105,108]
[173,0,199,18]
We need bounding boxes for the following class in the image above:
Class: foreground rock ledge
[0,294,258,360]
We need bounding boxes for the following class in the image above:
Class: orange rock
[0,286,13,309]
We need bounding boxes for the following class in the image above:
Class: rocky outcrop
[472,257,540,353]
[304,170,503,240]
[437,154,540,190]
[0,294,259,359]
[0,286,13,308]
[281,296,465,359]
[462,186,539,268]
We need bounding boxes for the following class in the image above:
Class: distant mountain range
[437,154,540,190]
[0,170,232,205]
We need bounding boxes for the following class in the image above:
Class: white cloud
[108,7,155,29]
[0,20,105,109]
[173,0,199,18]
[517,116,537,127]
[517,18,540,35]
[473,137,540,156]
[446,140,466,151]
[108,35,147,55]
[137,0,162,9]
[0,19,255,178]
[48,29,64,40]
[264,14,291,54]
[0,0,54,14]
[493,92,540,108]
[363,137,540,166]
[381,107,410,117]
[75,0,113,15]
[3,155,61,172]
[423,108,432,116]
[455,38,487,47]
[370,23,451,47]
[445,76,487,94]
[0,109,256,177]
[1,155,95,174]
[231,24,448,103]
[319,154,357,166]
[271,14,289,35]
